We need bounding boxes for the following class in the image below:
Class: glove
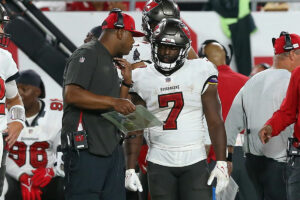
[125,169,143,192]
[207,161,229,194]
[20,173,42,200]
[31,168,55,188]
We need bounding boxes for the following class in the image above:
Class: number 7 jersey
[132,58,218,167]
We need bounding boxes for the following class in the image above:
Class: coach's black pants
[147,160,212,200]
[245,153,287,200]
[64,145,125,200]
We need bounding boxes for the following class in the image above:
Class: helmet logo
[162,38,175,44]
[144,0,159,12]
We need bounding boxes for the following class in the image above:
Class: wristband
[227,152,233,162]
[122,80,133,88]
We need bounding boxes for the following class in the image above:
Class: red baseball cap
[102,11,145,37]
[273,33,300,55]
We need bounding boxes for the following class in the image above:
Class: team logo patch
[79,57,85,63]
[133,49,140,61]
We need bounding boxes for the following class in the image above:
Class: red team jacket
[266,66,300,141]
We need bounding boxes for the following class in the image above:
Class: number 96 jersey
[6,98,63,180]
[132,58,218,167]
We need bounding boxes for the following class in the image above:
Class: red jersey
[266,66,300,140]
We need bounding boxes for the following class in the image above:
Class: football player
[5,70,64,200]
[125,0,198,67]
[125,18,229,200]
[0,2,25,197]
[124,1,198,199]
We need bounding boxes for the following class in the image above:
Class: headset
[198,39,233,65]
[259,63,270,70]
[272,31,294,51]
[109,8,124,29]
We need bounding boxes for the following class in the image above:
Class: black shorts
[147,160,212,200]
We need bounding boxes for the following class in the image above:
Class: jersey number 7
[158,92,184,130]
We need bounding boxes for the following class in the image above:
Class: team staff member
[6,70,64,200]
[259,33,300,200]
[230,32,300,200]
[0,2,25,196]
[62,9,144,200]
[199,40,256,200]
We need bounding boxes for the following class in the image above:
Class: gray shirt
[225,69,293,162]
[62,40,121,156]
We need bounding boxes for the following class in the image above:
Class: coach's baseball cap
[273,32,300,55]
[16,70,45,99]
[102,9,145,37]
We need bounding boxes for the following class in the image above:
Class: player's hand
[125,169,143,192]
[4,121,24,148]
[20,173,42,200]
[259,125,273,144]
[207,161,229,194]
[131,61,146,70]
[112,98,136,115]
[114,57,132,83]
[31,168,55,188]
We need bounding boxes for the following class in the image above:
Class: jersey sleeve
[201,60,218,95]
[64,49,97,90]
[0,50,19,82]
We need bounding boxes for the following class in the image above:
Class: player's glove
[125,169,143,192]
[31,168,55,188]
[207,161,229,194]
[20,173,42,200]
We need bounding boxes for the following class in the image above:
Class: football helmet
[0,3,10,47]
[142,0,180,41]
[151,18,191,76]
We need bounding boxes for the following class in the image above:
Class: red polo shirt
[266,66,300,141]
[208,65,249,162]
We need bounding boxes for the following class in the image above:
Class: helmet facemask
[151,18,191,76]
[152,43,190,76]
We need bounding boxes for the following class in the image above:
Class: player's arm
[5,80,25,148]
[124,92,145,192]
[202,84,229,194]
[202,84,226,161]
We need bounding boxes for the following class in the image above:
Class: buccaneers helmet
[151,18,191,76]
[142,0,180,41]
[0,3,10,47]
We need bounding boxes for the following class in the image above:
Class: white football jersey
[0,48,19,132]
[124,41,152,64]
[7,98,63,180]
[132,58,218,167]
